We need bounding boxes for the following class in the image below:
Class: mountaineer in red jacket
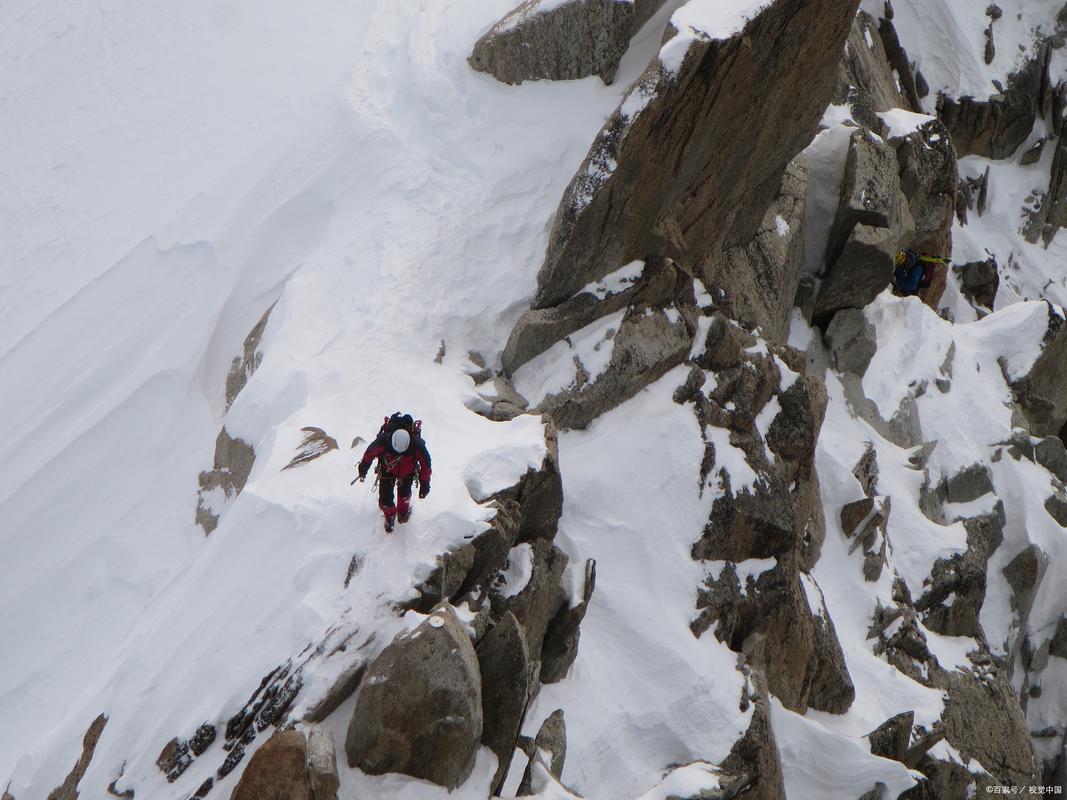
[356,413,431,532]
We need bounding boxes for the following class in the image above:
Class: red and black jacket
[359,432,431,482]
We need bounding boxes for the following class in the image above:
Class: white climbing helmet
[391,428,411,453]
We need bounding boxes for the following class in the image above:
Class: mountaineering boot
[398,509,411,524]
[384,515,395,533]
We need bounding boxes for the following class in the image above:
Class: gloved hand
[357,463,369,482]
[419,481,430,499]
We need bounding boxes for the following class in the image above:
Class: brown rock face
[720,671,786,800]
[703,154,808,343]
[230,731,310,800]
[532,0,861,312]
[47,714,108,800]
[345,605,483,789]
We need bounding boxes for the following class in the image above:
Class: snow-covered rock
[469,0,669,86]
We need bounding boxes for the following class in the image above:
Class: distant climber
[892,249,949,296]
[355,412,432,532]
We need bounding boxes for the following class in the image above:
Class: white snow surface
[660,0,772,73]
[773,698,919,798]
[515,369,749,799]
[869,0,1065,102]
[877,108,937,139]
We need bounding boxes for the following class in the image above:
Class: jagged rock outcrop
[539,558,596,682]
[825,307,877,377]
[531,0,860,313]
[416,417,564,614]
[959,257,999,310]
[703,154,808,343]
[875,11,925,111]
[893,119,958,257]
[1004,544,1049,660]
[345,605,483,789]
[918,503,1004,638]
[489,539,569,659]
[1036,435,1067,483]
[870,582,1038,793]
[469,0,668,85]
[835,11,910,130]
[681,315,852,715]
[694,561,854,714]
[225,304,273,410]
[937,44,1049,159]
[719,670,785,800]
[1005,303,1067,437]
[867,711,914,763]
[46,715,107,800]
[814,127,912,323]
[477,612,535,795]
[1025,135,1067,245]
[537,284,697,431]
[518,709,567,795]
[196,427,256,535]
[282,427,338,470]
[690,321,826,569]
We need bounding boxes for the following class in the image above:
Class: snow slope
[0,0,685,796]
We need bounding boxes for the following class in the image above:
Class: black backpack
[380,412,422,438]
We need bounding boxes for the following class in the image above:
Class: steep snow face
[514,369,749,799]
[0,0,683,796]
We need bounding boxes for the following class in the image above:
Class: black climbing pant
[379,475,414,518]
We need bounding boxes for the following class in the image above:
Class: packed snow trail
[0,0,692,797]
